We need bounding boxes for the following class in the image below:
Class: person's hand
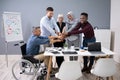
[49,35,63,40]
[55,39,63,43]
[61,33,68,38]
[56,32,62,36]
[50,38,62,44]
[57,35,64,40]
[50,38,54,44]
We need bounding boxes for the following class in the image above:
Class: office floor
[0,55,120,80]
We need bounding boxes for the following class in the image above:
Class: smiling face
[80,15,88,24]
[46,11,54,18]
[46,7,54,19]
[67,14,73,21]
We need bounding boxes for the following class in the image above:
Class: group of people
[26,7,96,73]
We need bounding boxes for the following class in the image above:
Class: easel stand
[3,12,23,67]
[5,41,8,67]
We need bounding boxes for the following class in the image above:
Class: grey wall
[0,0,110,54]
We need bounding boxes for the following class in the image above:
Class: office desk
[44,47,114,80]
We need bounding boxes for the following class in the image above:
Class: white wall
[111,0,120,63]
[94,30,111,49]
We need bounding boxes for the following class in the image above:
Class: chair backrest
[92,58,117,77]
[57,61,82,80]
[20,43,27,56]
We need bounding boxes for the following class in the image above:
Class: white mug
[71,46,75,50]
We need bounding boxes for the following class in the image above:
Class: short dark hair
[81,12,88,18]
[46,7,54,11]
[32,26,40,30]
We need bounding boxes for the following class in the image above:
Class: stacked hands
[49,32,69,44]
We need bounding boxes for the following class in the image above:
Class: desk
[44,47,114,80]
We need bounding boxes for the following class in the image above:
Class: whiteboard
[3,12,23,42]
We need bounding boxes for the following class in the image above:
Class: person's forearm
[67,23,81,34]
[53,18,60,33]
[68,30,82,36]
[68,25,90,36]
[49,36,63,42]
[67,22,78,33]
[62,26,66,33]
[49,36,58,39]
[49,39,62,44]
[54,39,62,43]
[41,22,57,36]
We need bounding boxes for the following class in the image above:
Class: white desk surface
[44,47,114,57]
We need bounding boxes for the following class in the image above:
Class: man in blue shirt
[26,27,62,67]
[26,33,49,55]
[40,7,60,37]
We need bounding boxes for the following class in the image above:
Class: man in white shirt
[40,7,60,37]
[40,7,61,70]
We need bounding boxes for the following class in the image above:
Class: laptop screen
[88,42,101,51]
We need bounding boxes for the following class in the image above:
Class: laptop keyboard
[89,51,105,54]
[62,51,78,54]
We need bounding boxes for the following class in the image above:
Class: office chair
[91,58,117,80]
[12,43,47,80]
[55,61,82,80]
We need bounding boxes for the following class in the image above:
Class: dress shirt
[40,16,60,36]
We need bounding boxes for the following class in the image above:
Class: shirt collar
[81,21,88,25]
[31,34,40,37]
[45,15,52,20]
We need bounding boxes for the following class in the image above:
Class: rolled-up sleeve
[36,36,50,44]
[40,17,57,36]
[53,18,60,33]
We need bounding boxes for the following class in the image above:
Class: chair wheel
[20,70,25,74]
[37,75,44,80]
[41,67,47,76]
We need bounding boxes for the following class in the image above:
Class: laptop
[88,42,104,54]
